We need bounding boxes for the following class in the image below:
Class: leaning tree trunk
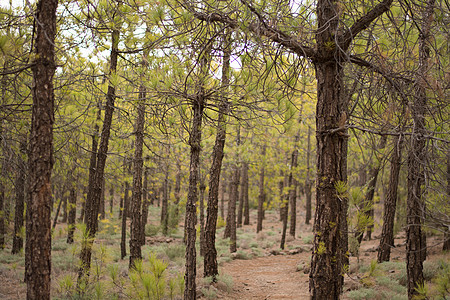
[129,84,145,269]
[256,145,266,233]
[78,28,120,284]
[12,138,26,254]
[25,0,58,298]
[378,135,403,262]
[406,1,434,297]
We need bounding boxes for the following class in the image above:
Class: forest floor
[0,206,449,299]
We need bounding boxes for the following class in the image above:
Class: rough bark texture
[161,168,169,235]
[406,1,434,297]
[243,162,250,225]
[129,86,145,269]
[67,187,76,244]
[184,96,204,300]
[305,126,312,225]
[256,145,266,233]
[203,95,228,277]
[140,168,149,246]
[289,134,299,237]
[199,180,206,256]
[109,187,114,215]
[12,139,26,254]
[25,0,58,298]
[356,136,387,243]
[378,136,403,262]
[121,181,129,260]
[78,28,119,284]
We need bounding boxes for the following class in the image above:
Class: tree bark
[305,126,312,225]
[243,162,250,225]
[199,179,206,256]
[256,145,266,233]
[161,166,169,235]
[406,1,434,297]
[378,136,403,262]
[129,83,145,269]
[184,95,205,299]
[109,186,114,216]
[121,181,129,260]
[25,1,58,298]
[228,162,240,253]
[289,133,299,237]
[220,178,226,220]
[67,187,76,244]
[78,27,120,284]
[12,138,26,254]
[140,168,149,246]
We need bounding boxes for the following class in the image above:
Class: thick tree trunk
[378,136,403,262]
[256,145,266,233]
[67,187,76,244]
[12,138,26,254]
[406,1,434,297]
[184,96,205,300]
[129,85,145,269]
[305,126,312,225]
[78,28,119,284]
[121,181,129,260]
[25,1,57,298]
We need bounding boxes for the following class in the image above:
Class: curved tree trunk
[25,0,58,298]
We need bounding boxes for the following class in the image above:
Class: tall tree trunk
[184,95,205,299]
[25,1,58,298]
[220,178,226,220]
[256,145,266,233]
[67,187,76,244]
[99,177,106,219]
[243,162,250,225]
[237,162,247,228]
[406,1,434,297]
[121,181,129,260]
[12,138,26,254]
[378,136,403,262]
[305,126,312,225]
[109,186,114,216]
[444,151,450,251]
[0,128,5,250]
[280,173,289,249]
[161,166,169,235]
[355,136,387,243]
[228,162,240,253]
[52,196,62,230]
[79,186,87,222]
[140,168,149,246]
[174,158,181,221]
[199,179,206,256]
[289,133,300,237]
[78,27,120,284]
[129,84,145,269]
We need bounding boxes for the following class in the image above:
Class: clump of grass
[163,243,185,261]
[145,224,160,237]
[216,273,234,293]
[302,234,314,244]
[347,287,376,299]
[201,286,217,299]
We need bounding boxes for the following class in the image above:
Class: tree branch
[339,0,393,50]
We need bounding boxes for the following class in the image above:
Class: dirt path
[218,253,310,299]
